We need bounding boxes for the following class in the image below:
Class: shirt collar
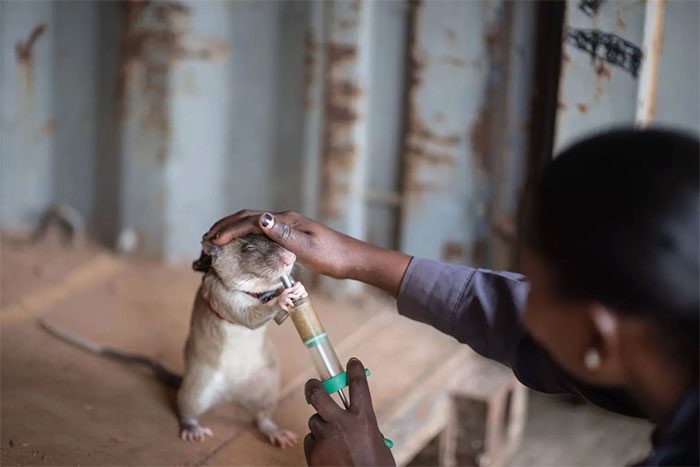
[640,386,699,466]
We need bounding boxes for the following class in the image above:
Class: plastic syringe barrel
[280,275,349,408]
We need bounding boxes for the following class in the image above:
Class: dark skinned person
[204,129,699,466]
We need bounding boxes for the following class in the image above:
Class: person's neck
[625,346,695,429]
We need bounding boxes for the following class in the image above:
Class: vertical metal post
[399,1,502,264]
[301,0,327,220]
[165,0,232,260]
[635,0,666,127]
[319,0,371,242]
[318,0,373,294]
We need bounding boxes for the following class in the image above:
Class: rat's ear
[201,240,222,256]
[192,251,212,273]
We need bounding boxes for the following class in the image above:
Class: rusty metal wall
[654,0,699,135]
[1,2,56,229]
[555,0,699,151]
[0,0,541,268]
[3,0,695,267]
[398,1,535,268]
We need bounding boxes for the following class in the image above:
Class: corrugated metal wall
[556,0,700,151]
[0,0,534,267]
[2,0,698,269]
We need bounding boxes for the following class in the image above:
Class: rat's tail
[39,319,182,389]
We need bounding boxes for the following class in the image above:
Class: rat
[40,234,306,448]
[179,234,304,445]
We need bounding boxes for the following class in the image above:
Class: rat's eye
[241,243,257,253]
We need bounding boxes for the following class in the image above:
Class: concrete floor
[1,233,653,466]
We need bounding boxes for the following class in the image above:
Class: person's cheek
[524,286,548,343]
[524,288,568,360]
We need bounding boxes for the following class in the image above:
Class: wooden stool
[408,355,527,467]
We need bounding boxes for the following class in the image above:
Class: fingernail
[261,213,273,228]
[349,357,360,365]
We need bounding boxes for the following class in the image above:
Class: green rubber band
[321,372,348,393]
[321,368,371,394]
[383,438,394,449]
[304,333,328,348]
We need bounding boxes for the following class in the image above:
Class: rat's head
[197,235,296,291]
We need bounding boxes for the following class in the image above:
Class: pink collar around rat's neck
[202,297,238,325]
[203,288,282,324]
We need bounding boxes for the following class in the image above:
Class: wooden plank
[1,252,123,325]
[205,315,465,465]
[0,234,106,309]
[378,350,471,466]
[0,247,391,466]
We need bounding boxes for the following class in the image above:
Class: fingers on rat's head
[205,210,263,245]
[259,213,275,230]
[260,213,297,247]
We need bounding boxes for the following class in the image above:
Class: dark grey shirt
[397,257,698,466]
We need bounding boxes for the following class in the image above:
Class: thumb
[258,213,301,251]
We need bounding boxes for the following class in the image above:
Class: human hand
[204,210,360,279]
[303,358,395,467]
[204,210,412,297]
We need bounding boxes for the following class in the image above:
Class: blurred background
[1,0,698,466]
[3,0,697,265]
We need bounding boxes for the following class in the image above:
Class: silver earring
[584,348,601,370]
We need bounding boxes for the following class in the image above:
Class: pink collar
[203,297,237,325]
[203,287,282,324]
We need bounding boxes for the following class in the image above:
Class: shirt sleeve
[396,257,645,418]
[397,256,529,367]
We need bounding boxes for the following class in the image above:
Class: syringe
[275,274,394,450]
[277,274,350,408]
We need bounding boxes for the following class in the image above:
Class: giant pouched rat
[41,234,306,448]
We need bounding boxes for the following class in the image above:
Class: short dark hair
[528,128,699,356]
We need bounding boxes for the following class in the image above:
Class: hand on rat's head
[203,210,354,279]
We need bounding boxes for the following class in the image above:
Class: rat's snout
[280,250,296,267]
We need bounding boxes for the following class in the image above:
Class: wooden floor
[508,392,652,466]
[1,233,653,466]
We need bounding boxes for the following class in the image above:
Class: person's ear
[584,305,625,384]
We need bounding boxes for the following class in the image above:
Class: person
[203,129,699,466]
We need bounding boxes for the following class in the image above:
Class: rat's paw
[180,425,213,443]
[291,281,308,299]
[267,428,298,449]
[277,282,308,310]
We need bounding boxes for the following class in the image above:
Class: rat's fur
[40,234,301,448]
[178,235,299,446]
